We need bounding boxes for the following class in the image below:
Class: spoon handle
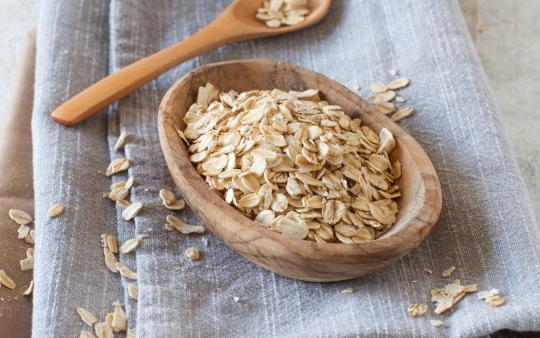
[50,16,239,126]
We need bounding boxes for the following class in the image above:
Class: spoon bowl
[158,60,442,282]
[228,0,332,37]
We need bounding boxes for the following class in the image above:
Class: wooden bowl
[158,60,442,282]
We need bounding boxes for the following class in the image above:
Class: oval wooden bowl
[158,60,442,282]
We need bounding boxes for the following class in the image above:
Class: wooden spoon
[50,0,332,126]
[158,60,442,282]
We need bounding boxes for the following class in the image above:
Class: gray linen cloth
[32,0,540,336]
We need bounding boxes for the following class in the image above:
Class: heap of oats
[182,83,402,244]
[256,0,310,28]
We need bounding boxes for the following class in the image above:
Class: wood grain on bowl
[158,60,442,282]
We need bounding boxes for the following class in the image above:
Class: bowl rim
[158,59,442,260]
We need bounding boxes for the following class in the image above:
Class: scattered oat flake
[47,203,65,218]
[375,102,396,115]
[106,235,118,253]
[387,78,410,90]
[166,215,205,234]
[23,280,34,296]
[105,158,130,177]
[341,288,354,294]
[111,303,127,332]
[425,269,433,274]
[119,238,140,254]
[163,199,186,211]
[371,90,396,104]
[114,131,128,151]
[17,224,30,239]
[128,284,138,300]
[19,256,34,271]
[122,202,142,221]
[94,322,114,338]
[103,248,119,273]
[115,262,137,280]
[478,289,506,306]
[0,269,16,289]
[108,187,129,201]
[124,176,135,189]
[407,303,427,317]
[24,230,35,245]
[77,307,98,326]
[370,82,387,93]
[431,320,447,328]
[391,107,414,122]
[8,208,33,225]
[159,189,176,205]
[441,266,456,277]
[185,247,201,261]
[431,279,478,314]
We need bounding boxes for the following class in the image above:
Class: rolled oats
[370,82,388,94]
[94,322,114,338]
[19,255,34,271]
[116,199,131,209]
[431,279,477,314]
[115,262,137,280]
[47,203,65,218]
[256,0,310,28]
[0,269,16,289]
[128,284,138,300]
[111,303,127,332]
[106,235,118,253]
[77,307,98,326]
[119,238,140,254]
[159,188,186,210]
[103,247,119,273]
[105,158,130,177]
[183,84,401,243]
[166,215,205,234]
[387,78,410,90]
[23,280,34,296]
[391,107,414,122]
[8,208,33,225]
[17,224,31,239]
[477,289,505,307]
[122,202,142,221]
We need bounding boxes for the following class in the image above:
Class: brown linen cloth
[0,28,36,338]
